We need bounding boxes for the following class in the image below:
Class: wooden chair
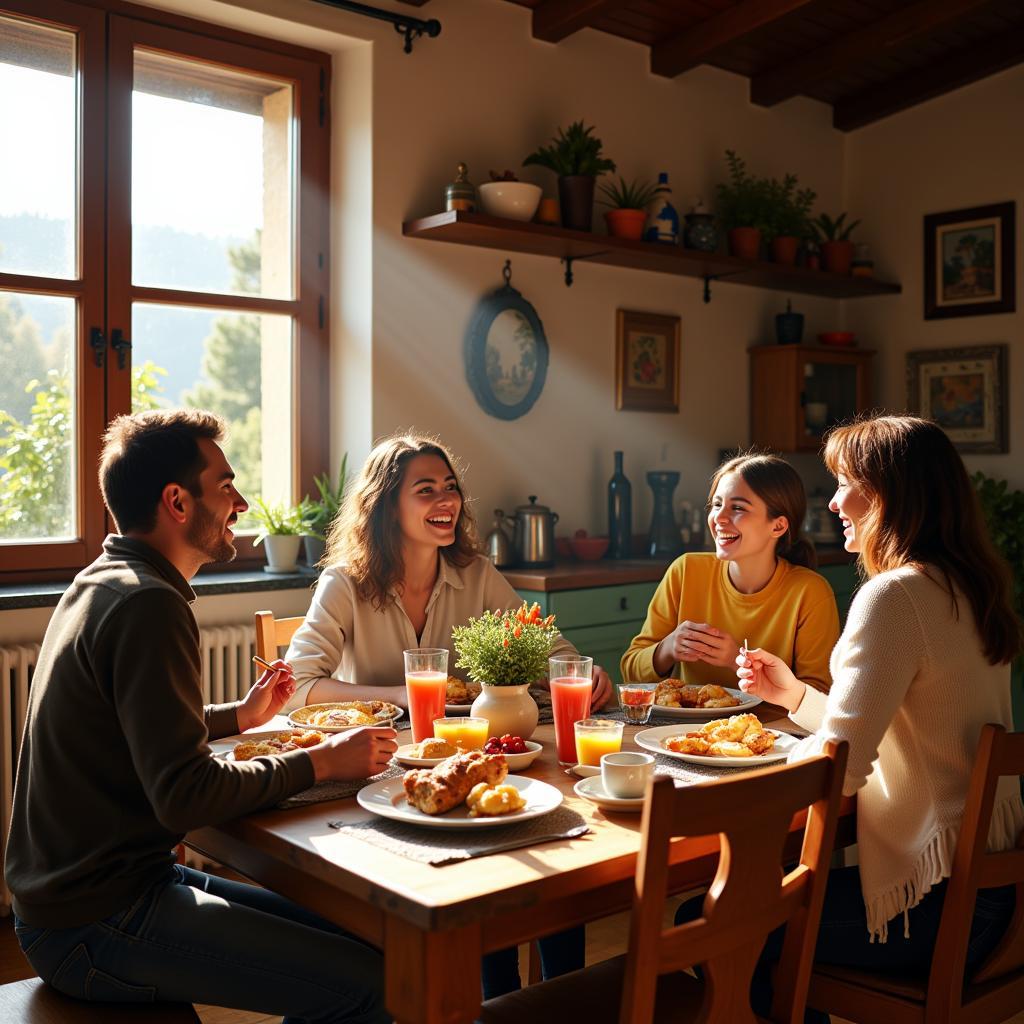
[806,723,1024,1023]
[0,977,199,1022]
[479,739,848,1024]
[254,609,305,664]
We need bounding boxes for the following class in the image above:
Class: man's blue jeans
[481,926,585,998]
[14,864,390,1024]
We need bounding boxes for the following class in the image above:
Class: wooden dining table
[187,712,855,1024]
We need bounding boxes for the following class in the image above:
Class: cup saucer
[568,763,600,779]
[572,774,645,812]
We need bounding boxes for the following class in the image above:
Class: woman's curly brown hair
[322,433,479,609]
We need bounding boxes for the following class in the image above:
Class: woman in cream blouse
[284,432,612,711]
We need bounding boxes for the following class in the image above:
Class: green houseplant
[251,497,306,573]
[452,601,561,740]
[973,471,1024,725]
[765,173,816,265]
[810,212,861,274]
[300,454,348,565]
[597,176,667,241]
[523,121,617,233]
[714,150,774,260]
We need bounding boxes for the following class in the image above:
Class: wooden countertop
[500,547,854,591]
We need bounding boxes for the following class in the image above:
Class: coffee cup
[600,751,655,799]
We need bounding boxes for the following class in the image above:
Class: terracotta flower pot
[728,227,762,261]
[558,175,596,232]
[604,209,647,241]
[822,240,855,275]
[771,236,799,265]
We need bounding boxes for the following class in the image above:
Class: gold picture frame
[615,310,680,413]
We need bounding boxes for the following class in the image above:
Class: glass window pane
[131,50,294,300]
[0,15,76,279]
[0,293,77,541]
[131,303,294,525]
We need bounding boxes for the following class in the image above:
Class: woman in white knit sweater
[737,414,1023,1013]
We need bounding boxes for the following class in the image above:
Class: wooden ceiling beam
[532,0,627,43]
[751,0,993,107]
[833,25,1024,131]
[650,0,816,78]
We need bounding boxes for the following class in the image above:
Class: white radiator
[0,624,256,913]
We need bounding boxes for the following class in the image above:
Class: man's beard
[186,498,236,564]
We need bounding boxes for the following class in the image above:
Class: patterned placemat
[651,753,777,784]
[277,762,405,809]
[328,805,590,865]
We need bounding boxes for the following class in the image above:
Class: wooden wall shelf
[402,211,902,302]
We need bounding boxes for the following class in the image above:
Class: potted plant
[523,121,616,232]
[810,212,861,274]
[597,176,667,240]
[300,455,348,567]
[765,173,816,265]
[251,497,306,573]
[714,150,773,260]
[452,601,560,740]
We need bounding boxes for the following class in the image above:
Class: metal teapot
[501,495,559,568]
[483,510,515,568]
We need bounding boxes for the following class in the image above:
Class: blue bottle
[608,451,632,559]
[644,172,679,244]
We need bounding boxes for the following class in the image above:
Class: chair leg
[528,940,542,985]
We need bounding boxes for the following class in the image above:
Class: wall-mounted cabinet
[750,344,874,452]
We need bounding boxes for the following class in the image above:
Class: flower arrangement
[452,601,561,686]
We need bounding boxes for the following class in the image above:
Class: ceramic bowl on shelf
[569,535,610,561]
[818,331,856,346]
[477,182,542,221]
[554,537,573,559]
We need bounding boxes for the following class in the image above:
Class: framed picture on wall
[615,310,680,413]
[906,343,1008,453]
[923,202,1015,320]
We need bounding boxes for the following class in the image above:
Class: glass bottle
[607,451,632,559]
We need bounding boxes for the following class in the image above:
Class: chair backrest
[254,609,305,663]
[620,739,848,1024]
[926,723,1024,1014]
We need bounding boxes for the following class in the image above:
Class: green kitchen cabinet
[516,582,657,684]
[817,561,859,625]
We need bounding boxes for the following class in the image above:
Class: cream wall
[843,63,1024,489]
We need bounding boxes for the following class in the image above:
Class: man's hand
[654,621,740,673]
[307,726,399,782]
[590,665,614,711]
[237,659,295,733]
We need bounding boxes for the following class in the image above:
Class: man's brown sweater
[4,536,315,928]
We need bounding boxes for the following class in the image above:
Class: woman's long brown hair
[824,414,1021,666]
[322,433,479,610]
[708,452,817,569]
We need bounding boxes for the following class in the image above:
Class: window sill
[0,568,320,611]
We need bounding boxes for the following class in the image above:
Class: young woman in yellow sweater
[621,453,840,693]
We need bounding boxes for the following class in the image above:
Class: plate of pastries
[288,700,404,732]
[635,713,796,767]
[357,750,562,828]
[212,728,328,760]
[444,675,482,715]
[650,680,760,718]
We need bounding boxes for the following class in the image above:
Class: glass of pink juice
[404,648,448,742]
[549,655,593,764]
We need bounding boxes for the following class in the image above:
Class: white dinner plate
[444,703,474,716]
[634,723,797,767]
[573,775,645,813]
[287,701,404,733]
[357,774,562,829]
[646,686,762,719]
[209,729,323,761]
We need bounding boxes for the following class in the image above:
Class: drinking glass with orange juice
[404,648,448,742]
[549,655,593,764]
[574,719,623,766]
[433,716,488,751]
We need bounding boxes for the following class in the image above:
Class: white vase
[470,683,539,741]
[262,534,301,573]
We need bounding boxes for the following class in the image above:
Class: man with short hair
[5,410,396,1023]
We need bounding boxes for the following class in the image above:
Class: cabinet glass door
[802,360,858,441]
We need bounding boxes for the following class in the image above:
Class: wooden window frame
[0,0,330,580]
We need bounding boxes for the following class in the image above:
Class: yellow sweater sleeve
[620,556,686,682]
[792,574,841,693]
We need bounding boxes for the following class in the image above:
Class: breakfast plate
[634,724,796,767]
[648,687,761,719]
[393,741,543,771]
[209,730,285,760]
[287,701,404,732]
[573,775,645,813]
[357,774,562,829]
[444,703,474,716]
